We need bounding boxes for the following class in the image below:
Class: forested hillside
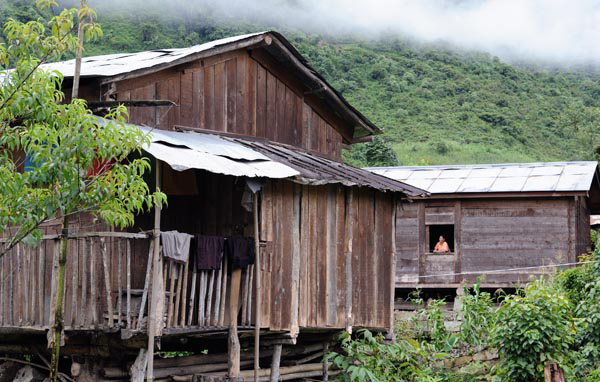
[3,0,600,166]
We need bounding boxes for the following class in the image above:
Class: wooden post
[253,192,261,382]
[269,344,282,382]
[544,363,565,382]
[322,342,329,381]
[228,268,242,377]
[146,159,162,382]
[71,0,86,100]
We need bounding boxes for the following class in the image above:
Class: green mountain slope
[3,0,600,166]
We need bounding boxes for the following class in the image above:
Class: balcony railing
[0,232,254,333]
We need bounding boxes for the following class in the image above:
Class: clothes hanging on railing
[160,231,193,263]
[194,235,225,270]
[225,236,255,269]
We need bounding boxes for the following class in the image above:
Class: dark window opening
[429,224,455,253]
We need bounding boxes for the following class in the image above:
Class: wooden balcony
[0,232,255,336]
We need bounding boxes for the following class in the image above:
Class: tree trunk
[50,215,69,382]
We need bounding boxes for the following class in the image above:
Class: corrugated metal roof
[227,137,426,195]
[40,33,265,78]
[366,162,599,194]
[132,125,425,195]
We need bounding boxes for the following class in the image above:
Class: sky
[81,0,600,65]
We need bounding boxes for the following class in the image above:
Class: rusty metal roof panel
[366,162,598,194]
[226,138,427,195]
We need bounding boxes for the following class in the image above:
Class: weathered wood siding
[395,197,588,287]
[113,51,344,160]
[260,180,394,331]
[395,203,420,284]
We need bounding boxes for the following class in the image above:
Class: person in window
[433,235,450,253]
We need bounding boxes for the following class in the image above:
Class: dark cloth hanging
[194,235,225,270]
[225,236,255,269]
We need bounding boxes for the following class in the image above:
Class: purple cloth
[194,235,224,270]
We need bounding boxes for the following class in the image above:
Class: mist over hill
[3,0,600,166]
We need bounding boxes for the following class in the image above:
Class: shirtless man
[433,235,450,253]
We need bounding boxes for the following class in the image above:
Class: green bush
[326,329,441,382]
[491,279,573,381]
[459,281,494,346]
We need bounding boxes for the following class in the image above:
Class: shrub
[491,279,573,381]
[326,329,441,382]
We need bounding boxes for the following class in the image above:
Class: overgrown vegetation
[3,0,600,166]
[329,251,600,381]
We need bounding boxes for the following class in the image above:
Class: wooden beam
[88,100,176,108]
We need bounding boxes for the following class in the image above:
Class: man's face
[439,236,445,243]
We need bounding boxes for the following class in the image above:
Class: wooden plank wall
[575,196,591,260]
[115,51,344,161]
[394,197,589,287]
[260,180,394,332]
[395,203,420,285]
[460,198,572,284]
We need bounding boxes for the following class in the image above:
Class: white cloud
[87,0,600,64]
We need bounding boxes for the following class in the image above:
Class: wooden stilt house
[368,162,600,291]
[0,32,424,380]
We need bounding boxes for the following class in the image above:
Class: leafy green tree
[491,279,573,381]
[0,1,165,380]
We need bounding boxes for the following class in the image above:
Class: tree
[0,1,165,380]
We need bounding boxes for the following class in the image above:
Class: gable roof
[40,31,379,142]
[366,162,599,194]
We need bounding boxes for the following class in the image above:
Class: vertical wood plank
[205,270,215,326]
[180,70,194,127]
[326,187,337,327]
[344,189,354,331]
[90,239,97,325]
[166,261,177,328]
[235,55,247,135]
[193,69,205,129]
[290,184,301,335]
[126,239,132,328]
[188,268,197,326]
[266,72,277,141]
[246,56,256,136]
[218,256,228,327]
[180,258,190,327]
[173,263,184,327]
[204,65,215,131]
[226,58,237,133]
[454,201,463,284]
[256,63,267,138]
[275,80,286,143]
[214,62,226,131]
[101,238,113,327]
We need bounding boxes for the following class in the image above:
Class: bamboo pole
[146,159,162,381]
[253,192,261,382]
